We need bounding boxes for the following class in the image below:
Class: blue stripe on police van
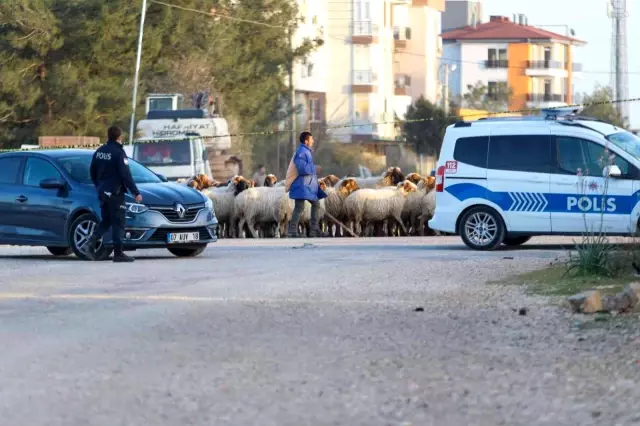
[446,183,637,215]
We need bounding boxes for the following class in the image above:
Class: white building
[323,0,445,144]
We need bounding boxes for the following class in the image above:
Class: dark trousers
[290,199,319,227]
[94,192,125,255]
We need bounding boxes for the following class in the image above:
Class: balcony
[352,70,378,93]
[526,93,568,108]
[484,60,509,69]
[352,21,379,44]
[393,26,411,48]
[394,74,411,96]
[525,60,568,78]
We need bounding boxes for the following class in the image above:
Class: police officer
[88,126,142,262]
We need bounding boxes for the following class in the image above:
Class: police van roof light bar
[542,106,583,120]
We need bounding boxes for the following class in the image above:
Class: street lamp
[439,63,457,115]
[128,0,148,144]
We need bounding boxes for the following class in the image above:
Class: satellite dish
[570,28,576,36]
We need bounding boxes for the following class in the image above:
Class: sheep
[405,172,423,186]
[320,174,340,188]
[234,186,292,239]
[338,166,405,190]
[263,174,278,187]
[418,189,439,236]
[186,174,216,191]
[322,178,360,237]
[344,181,417,236]
[203,176,251,238]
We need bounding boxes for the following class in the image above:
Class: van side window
[453,136,489,168]
[556,136,632,177]
[487,135,552,173]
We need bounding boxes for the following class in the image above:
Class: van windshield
[606,131,640,159]
[134,140,191,166]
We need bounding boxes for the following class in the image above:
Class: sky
[483,0,639,128]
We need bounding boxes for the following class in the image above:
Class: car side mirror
[156,173,168,182]
[603,165,622,178]
[39,178,66,189]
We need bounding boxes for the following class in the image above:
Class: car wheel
[503,236,532,247]
[47,246,73,257]
[167,244,207,258]
[459,206,506,251]
[69,213,113,261]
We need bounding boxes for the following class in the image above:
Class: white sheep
[235,186,292,238]
[203,176,251,238]
[322,178,360,237]
[344,181,417,236]
[418,189,438,236]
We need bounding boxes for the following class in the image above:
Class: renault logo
[174,203,186,219]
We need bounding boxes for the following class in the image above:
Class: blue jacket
[289,143,325,201]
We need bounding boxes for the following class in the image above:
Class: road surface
[0,237,638,426]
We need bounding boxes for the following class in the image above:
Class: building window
[307,63,314,78]
[487,48,507,68]
[354,94,369,119]
[312,15,317,25]
[309,98,322,123]
[487,81,507,100]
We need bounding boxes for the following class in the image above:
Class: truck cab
[128,96,232,182]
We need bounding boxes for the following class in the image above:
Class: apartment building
[293,0,329,130]
[442,0,483,31]
[325,0,445,143]
[441,15,586,111]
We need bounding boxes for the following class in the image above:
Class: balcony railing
[527,93,567,103]
[570,62,583,72]
[353,70,377,85]
[485,60,509,69]
[352,20,379,37]
[527,60,564,69]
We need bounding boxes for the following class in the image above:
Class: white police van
[428,107,640,250]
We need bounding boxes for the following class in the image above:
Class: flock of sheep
[177,167,438,238]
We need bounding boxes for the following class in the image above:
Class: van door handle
[16,195,28,203]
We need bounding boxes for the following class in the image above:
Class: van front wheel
[459,207,505,251]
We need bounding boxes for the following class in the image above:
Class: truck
[125,93,236,182]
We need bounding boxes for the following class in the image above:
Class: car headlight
[125,202,148,214]
[204,197,214,211]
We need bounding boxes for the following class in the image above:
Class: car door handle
[15,195,28,203]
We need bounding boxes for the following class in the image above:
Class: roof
[442,16,586,45]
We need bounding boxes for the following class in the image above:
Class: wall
[507,43,530,110]
[453,42,509,99]
[442,0,483,31]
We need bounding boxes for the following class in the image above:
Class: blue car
[0,149,218,260]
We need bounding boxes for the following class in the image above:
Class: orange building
[441,15,586,112]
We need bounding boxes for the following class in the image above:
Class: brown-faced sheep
[323,178,360,237]
[203,176,251,238]
[234,186,292,238]
[263,174,278,187]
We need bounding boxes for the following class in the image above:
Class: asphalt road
[0,237,638,426]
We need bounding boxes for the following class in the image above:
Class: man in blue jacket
[287,131,327,238]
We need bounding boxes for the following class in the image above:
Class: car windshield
[606,131,640,159]
[134,140,191,166]
[57,154,162,185]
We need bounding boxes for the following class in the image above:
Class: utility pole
[443,66,450,115]
[288,27,296,165]
[128,0,148,144]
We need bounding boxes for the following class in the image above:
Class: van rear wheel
[459,206,505,251]
[503,236,532,247]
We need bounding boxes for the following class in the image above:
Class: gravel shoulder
[0,237,638,426]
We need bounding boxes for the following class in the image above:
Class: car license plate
[167,232,200,244]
